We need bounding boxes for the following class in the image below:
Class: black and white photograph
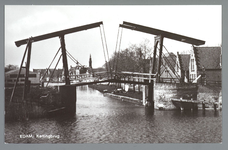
[4,5,222,144]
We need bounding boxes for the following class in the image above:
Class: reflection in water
[5,86,222,143]
[145,107,154,116]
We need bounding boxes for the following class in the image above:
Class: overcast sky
[5,5,221,70]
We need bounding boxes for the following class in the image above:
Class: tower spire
[89,54,92,68]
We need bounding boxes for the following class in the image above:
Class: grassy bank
[5,86,63,121]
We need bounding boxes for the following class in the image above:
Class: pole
[157,35,164,83]
[59,35,70,85]
[10,39,31,103]
[23,41,32,100]
[148,80,154,110]
[152,40,159,74]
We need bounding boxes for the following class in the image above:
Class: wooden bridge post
[156,35,164,83]
[59,35,70,85]
[144,79,154,110]
[23,40,32,101]
[133,76,135,92]
[152,40,158,74]
[142,85,148,106]
[123,76,125,91]
[148,80,154,110]
[138,75,140,92]
[59,86,76,115]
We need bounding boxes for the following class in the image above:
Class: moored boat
[171,98,199,110]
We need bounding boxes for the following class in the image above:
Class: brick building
[189,46,222,84]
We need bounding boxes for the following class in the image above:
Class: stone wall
[153,83,198,110]
[197,85,222,106]
[199,70,221,84]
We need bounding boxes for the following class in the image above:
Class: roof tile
[194,47,221,69]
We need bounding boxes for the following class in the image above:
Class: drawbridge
[10,21,205,115]
[117,21,205,83]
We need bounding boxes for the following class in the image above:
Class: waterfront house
[68,65,92,79]
[189,46,222,84]
[176,52,190,83]
[69,66,81,77]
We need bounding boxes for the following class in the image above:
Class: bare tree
[107,39,152,73]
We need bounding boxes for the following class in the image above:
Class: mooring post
[213,103,217,111]
[41,81,44,87]
[202,101,205,111]
[59,86,76,115]
[192,102,198,111]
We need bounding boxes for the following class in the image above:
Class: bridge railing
[119,71,156,83]
[68,71,157,85]
[160,78,180,83]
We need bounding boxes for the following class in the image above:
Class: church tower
[89,54,92,68]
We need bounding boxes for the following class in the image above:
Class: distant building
[33,69,63,82]
[189,46,222,84]
[69,66,80,76]
[5,68,40,85]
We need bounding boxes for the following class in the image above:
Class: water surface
[5,86,222,143]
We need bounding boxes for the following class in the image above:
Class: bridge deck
[60,79,153,87]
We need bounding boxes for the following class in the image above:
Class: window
[191,59,195,72]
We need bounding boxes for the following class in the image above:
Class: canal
[5,85,222,143]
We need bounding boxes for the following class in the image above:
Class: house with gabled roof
[176,53,190,83]
[189,46,222,84]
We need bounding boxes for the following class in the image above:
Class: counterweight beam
[120,21,205,46]
[15,21,103,47]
